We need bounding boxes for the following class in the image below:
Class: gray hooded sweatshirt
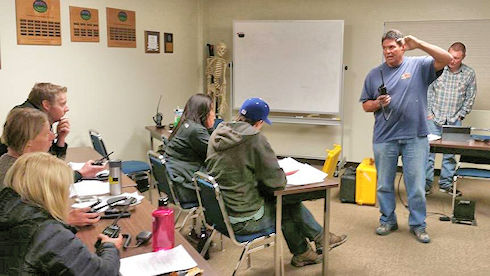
[206,121,286,218]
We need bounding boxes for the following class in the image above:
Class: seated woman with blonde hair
[0,152,122,275]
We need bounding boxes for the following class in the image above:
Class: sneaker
[314,232,348,254]
[291,247,322,267]
[439,187,462,197]
[375,223,398,236]
[410,228,430,243]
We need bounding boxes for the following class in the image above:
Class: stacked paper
[278,157,327,185]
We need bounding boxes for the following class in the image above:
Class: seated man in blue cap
[206,97,347,267]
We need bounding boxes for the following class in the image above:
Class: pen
[90,197,126,212]
[89,199,101,208]
[93,151,114,165]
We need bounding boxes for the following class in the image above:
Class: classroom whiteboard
[232,20,344,114]
[385,19,490,110]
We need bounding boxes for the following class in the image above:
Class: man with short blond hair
[1,83,70,158]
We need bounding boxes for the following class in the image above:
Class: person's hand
[427,114,434,120]
[67,207,100,227]
[397,35,421,51]
[56,118,70,146]
[79,160,107,178]
[377,94,391,108]
[98,233,123,250]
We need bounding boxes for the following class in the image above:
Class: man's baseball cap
[239,97,272,125]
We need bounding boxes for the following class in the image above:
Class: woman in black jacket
[164,94,215,203]
[0,152,122,275]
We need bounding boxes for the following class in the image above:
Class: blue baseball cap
[239,97,272,125]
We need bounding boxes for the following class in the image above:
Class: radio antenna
[156,95,162,113]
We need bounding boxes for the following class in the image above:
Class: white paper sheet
[277,157,303,174]
[278,157,327,185]
[147,34,159,50]
[428,134,441,141]
[68,162,85,171]
[119,245,198,276]
[69,180,109,197]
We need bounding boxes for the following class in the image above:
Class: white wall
[2,1,488,163]
[0,0,202,161]
[202,0,490,162]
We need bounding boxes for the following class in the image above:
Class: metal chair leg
[451,175,458,220]
[200,229,216,257]
[233,242,252,275]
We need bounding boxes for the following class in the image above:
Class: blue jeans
[232,201,322,255]
[425,119,461,190]
[373,137,428,230]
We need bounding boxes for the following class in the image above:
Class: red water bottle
[152,197,174,251]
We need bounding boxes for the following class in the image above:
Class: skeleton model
[206,42,228,116]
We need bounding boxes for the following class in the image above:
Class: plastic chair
[148,150,198,232]
[193,171,275,275]
[322,144,342,177]
[451,135,490,225]
[88,130,151,197]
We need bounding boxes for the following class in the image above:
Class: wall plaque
[106,7,136,48]
[70,6,99,42]
[16,0,61,45]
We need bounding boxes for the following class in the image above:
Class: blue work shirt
[360,56,437,144]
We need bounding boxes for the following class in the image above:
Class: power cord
[396,172,450,221]
[380,105,393,121]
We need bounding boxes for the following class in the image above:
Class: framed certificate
[164,32,173,53]
[145,31,160,53]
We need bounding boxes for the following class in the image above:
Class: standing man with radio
[425,42,477,197]
[360,30,452,243]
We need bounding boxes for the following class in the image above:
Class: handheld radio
[377,69,392,121]
[378,69,388,95]
[89,196,126,213]
[94,197,136,248]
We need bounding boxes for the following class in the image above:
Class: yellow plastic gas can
[356,158,377,205]
[322,144,342,177]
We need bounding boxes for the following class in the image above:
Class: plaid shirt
[428,64,477,125]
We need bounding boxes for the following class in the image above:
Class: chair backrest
[193,171,235,240]
[147,150,180,205]
[322,144,342,176]
[162,136,169,147]
[89,129,108,157]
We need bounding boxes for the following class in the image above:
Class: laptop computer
[442,125,471,142]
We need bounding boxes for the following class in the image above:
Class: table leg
[150,134,154,151]
[275,194,284,276]
[322,188,330,275]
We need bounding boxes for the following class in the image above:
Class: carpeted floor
[177,174,490,275]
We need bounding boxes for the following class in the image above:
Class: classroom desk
[145,125,171,149]
[430,138,490,158]
[66,147,216,275]
[274,179,339,276]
